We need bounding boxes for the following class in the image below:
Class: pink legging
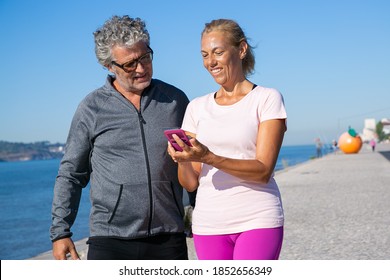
[193,227,283,260]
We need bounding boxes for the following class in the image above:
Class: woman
[168,19,287,260]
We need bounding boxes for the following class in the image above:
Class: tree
[376,121,386,142]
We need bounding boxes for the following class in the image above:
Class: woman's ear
[239,40,248,59]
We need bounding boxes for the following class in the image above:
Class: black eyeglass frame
[111,46,154,73]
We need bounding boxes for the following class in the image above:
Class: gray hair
[202,19,255,77]
[93,15,150,67]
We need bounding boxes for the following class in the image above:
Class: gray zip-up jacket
[50,76,189,241]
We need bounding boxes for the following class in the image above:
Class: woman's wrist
[178,161,193,167]
[200,147,212,164]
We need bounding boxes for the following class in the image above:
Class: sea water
[0,144,327,259]
[0,159,90,260]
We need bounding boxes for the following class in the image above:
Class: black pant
[87,233,188,260]
[188,189,197,207]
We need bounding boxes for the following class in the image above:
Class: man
[50,15,189,260]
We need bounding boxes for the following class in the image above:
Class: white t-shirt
[182,86,287,235]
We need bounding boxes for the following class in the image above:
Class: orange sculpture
[338,127,362,154]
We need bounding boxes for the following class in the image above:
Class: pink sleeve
[181,99,198,134]
[259,88,287,123]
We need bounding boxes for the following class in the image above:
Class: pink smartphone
[164,129,192,152]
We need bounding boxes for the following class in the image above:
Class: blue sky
[0,0,389,146]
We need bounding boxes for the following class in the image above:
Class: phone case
[164,129,192,151]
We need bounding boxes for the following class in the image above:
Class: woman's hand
[167,134,210,164]
[167,133,203,191]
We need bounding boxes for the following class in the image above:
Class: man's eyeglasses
[111,47,154,73]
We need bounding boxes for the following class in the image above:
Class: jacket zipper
[137,110,153,236]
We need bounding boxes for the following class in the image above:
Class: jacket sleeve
[50,101,93,241]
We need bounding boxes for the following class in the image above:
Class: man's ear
[106,64,114,73]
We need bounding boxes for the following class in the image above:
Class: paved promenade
[278,143,390,259]
[32,143,390,260]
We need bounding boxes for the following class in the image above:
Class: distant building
[361,118,376,142]
[361,118,390,142]
[381,118,390,135]
[49,145,64,153]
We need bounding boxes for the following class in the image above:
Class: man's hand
[52,237,80,260]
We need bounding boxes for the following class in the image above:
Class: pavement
[277,142,390,259]
[31,142,390,260]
